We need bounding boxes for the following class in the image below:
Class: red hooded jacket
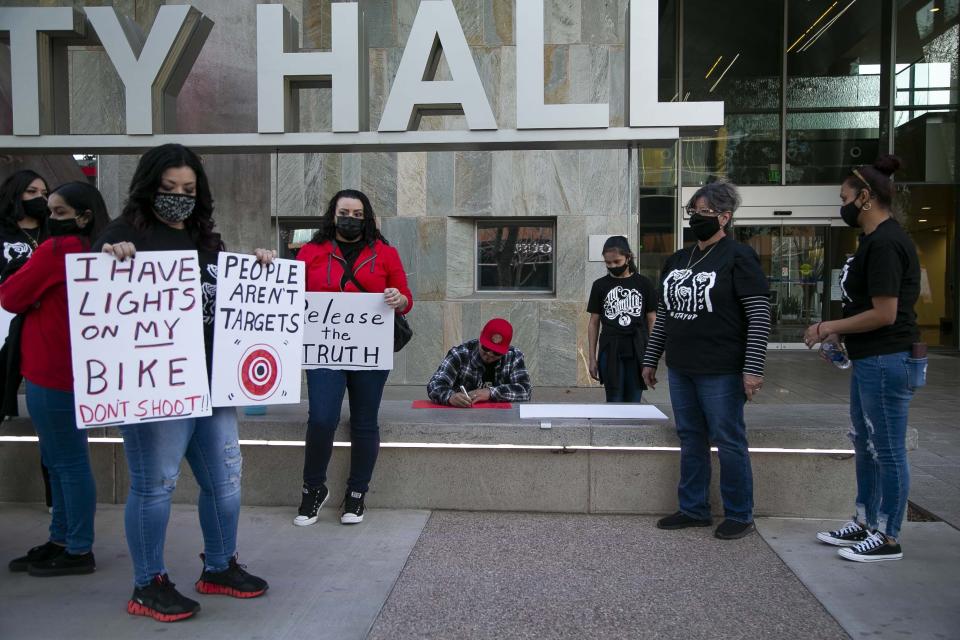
[297,239,413,314]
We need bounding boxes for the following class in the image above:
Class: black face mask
[607,264,629,277]
[840,201,862,228]
[689,212,722,241]
[46,217,84,237]
[21,197,49,220]
[335,215,365,241]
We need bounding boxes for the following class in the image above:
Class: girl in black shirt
[587,236,656,402]
[804,156,920,563]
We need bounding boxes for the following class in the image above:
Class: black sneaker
[838,532,903,562]
[195,555,268,598]
[8,541,64,572]
[28,550,95,576]
[817,521,870,547]
[656,511,711,530]
[293,483,329,526]
[341,490,366,524]
[127,574,200,623]
[714,519,755,540]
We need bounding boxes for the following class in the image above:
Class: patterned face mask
[153,192,196,223]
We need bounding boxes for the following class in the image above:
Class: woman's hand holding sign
[102,241,137,261]
[253,248,276,265]
[383,287,407,311]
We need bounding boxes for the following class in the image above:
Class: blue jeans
[120,407,242,587]
[304,368,390,493]
[598,351,643,403]
[25,381,96,555]
[849,352,914,540]
[667,370,753,523]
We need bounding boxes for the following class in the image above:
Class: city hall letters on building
[0,1,723,153]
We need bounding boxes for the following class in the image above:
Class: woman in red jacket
[294,189,412,527]
[1,181,109,576]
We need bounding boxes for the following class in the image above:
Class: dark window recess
[278,219,320,260]
[476,220,555,292]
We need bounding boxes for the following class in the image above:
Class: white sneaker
[293,484,328,526]
[340,491,365,524]
[816,521,869,547]
[838,532,903,562]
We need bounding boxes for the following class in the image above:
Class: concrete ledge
[0,401,918,518]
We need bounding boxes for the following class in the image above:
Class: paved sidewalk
[0,503,429,640]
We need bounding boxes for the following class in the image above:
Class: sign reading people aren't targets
[302,293,393,371]
[65,251,211,428]
[211,252,304,406]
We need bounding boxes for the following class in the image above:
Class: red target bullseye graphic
[238,344,281,401]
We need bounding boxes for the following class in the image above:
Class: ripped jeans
[120,407,242,587]
[849,352,914,540]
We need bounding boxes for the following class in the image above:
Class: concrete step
[0,401,918,518]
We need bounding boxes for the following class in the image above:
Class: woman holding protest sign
[1,181,109,577]
[93,144,272,623]
[294,189,412,528]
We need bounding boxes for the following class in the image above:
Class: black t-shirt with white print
[658,236,769,375]
[93,218,220,371]
[587,273,656,341]
[839,218,920,360]
[0,227,40,275]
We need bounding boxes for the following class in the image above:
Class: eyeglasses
[480,346,503,359]
[685,208,726,217]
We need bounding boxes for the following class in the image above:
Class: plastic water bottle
[820,342,851,370]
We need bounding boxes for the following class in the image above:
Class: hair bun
[873,154,902,177]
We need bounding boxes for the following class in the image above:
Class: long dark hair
[49,181,111,240]
[0,170,48,234]
[844,155,901,207]
[309,189,388,246]
[602,235,638,273]
[121,144,222,251]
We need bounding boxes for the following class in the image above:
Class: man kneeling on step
[427,318,532,407]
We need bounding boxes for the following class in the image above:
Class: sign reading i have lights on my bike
[0,0,723,153]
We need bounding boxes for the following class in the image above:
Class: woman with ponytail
[1,181,109,577]
[587,236,656,402]
[804,155,922,563]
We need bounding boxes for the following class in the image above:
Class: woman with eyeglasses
[803,155,920,563]
[293,189,412,527]
[642,181,770,540]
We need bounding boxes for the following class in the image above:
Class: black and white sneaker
[293,484,328,526]
[340,490,365,524]
[817,521,870,547]
[838,532,903,562]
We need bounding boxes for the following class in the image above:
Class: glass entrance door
[735,224,827,347]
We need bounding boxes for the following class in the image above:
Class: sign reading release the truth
[211,252,304,405]
[65,251,211,428]
[303,293,393,370]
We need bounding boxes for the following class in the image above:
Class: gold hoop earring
[863,202,872,211]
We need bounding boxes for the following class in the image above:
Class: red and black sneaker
[127,574,200,623]
[195,555,268,599]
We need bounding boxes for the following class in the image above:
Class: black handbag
[345,269,413,352]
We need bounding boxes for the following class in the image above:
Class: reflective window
[895,184,957,347]
[785,1,884,184]
[895,6,958,181]
[681,0,782,186]
[476,220,555,292]
[278,220,319,260]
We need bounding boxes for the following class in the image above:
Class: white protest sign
[211,252,304,405]
[302,292,393,370]
[65,251,211,428]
